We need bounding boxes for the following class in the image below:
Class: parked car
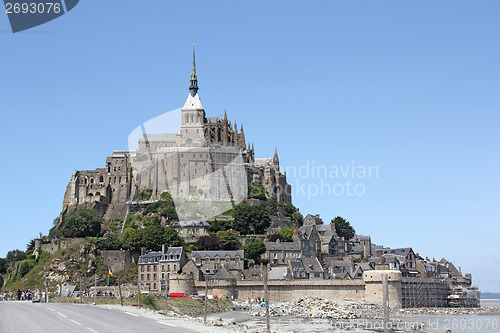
[169,293,191,298]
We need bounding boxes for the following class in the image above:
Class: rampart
[39,238,85,255]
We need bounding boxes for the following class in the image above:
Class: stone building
[60,45,291,225]
[184,250,244,281]
[264,240,301,265]
[138,246,186,292]
[173,220,210,243]
[293,225,321,258]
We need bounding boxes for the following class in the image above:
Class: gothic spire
[189,41,198,97]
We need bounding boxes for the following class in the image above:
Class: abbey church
[61,46,291,223]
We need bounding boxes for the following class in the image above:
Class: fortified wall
[165,270,463,309]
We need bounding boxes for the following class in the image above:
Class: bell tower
[179,42,206,147]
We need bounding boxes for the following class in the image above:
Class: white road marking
[70,319,82,326]
[86,328,98,333]
[156,321,174,326]
[47,307,55,312]
[57,312,67,318]
[124,311,139,317]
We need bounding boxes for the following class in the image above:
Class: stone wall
[364,270,402,309]
[101,250,134,273]
[40,238,85,255]
[191,279,366,303]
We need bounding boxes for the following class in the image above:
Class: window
[147,274,150,280]
[173,264,176,270]
[141,266,144,272]
[153,283,156,290]
[147,266,150,272]
[167,264,170,271]
[161,273,164,279]
[153,274,156,279]
[161,265,165,271]
[141,274,144,281]
[153,265,157,271]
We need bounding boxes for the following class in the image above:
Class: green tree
[197,235,221,250]
[233,202,271,235]
[242,238,266,262]
[248,183,268,201]
[266,196,279,216]
[141,223,166,251]
[163,226,183,247]
[0,258,7,274]
[332,216,355,240]
[5,249,26,264]
[276,227,294,242]
[291,212,303,224]
[63,207,102,237]
[120,227,143,251]
[94,234,122,250]
[136,188,153,201]
[217,230,241,250]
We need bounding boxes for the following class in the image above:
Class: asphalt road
[0,301,198,333]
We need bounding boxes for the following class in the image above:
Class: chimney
[377,250,382,258]
[162,244,166,254]
[293,228,298,236]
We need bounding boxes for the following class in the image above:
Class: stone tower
[177,42,206,147]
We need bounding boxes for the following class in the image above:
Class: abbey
[61,46,291,222]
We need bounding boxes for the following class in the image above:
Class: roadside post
[137,276,141,308]
[118,278,123,306]
[264,263,270,333]
[204,269,209,324]
[382,274,390,333]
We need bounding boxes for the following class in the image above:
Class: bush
[63,207,102,237]
[197,235,221,250]
[136,189,153,201]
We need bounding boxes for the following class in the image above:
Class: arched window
[99,176,104,183]
[90,178,94,184]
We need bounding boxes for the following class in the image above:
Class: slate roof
[316,224,333,232]
[268,265,288,280]
[383,248,412,257]
[160,247,184,262]
[192,250,243,260]
[174,221,210,227]
[265,241,301,252]
[212,265,236,280]
[139,251,162,263]
[297,225,314,241]
[301,257,323,274]
[348,246,363,255]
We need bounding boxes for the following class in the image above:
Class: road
[0,301,199,333]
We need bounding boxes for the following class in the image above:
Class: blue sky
[1,1,499,291]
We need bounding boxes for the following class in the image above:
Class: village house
[138,245,186,293]
[264,240,301,265]
[183,250,244,281]
[293,225,321,258]
[173,220,210,243]
[303,214,324,226]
